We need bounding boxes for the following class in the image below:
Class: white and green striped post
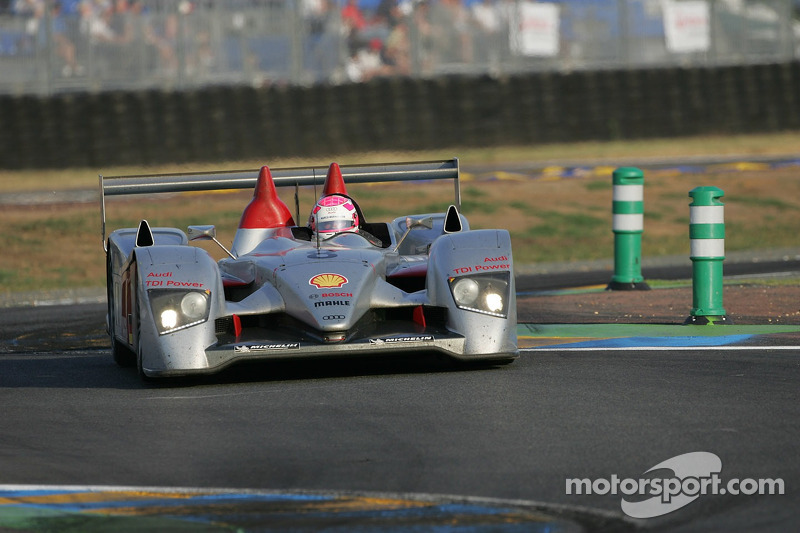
[607,167,650,290]
[685,186,730,325]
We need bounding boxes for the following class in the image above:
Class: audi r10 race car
[101,159,517,379]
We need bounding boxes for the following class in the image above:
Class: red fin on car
[322,162,348,197]
[239,166,296,229]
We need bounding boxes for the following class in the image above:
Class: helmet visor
[317,219,356,233]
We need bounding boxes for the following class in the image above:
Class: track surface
[1,345,798,532]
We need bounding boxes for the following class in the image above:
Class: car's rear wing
[100,158,460,250]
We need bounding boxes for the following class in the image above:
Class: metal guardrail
[1,0,797,95]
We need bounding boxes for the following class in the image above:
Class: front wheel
[135,309,152,382]
[111,324,136,367]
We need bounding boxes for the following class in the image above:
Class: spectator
[345,37,388,82]
[22,1,82,75]
[472,0,501,34]
[142,7,179,73]
[429,0,472,63]
[302,0,331,36]
[341,0,366,36]
[47,0,82,76]
[109,0,136,44]
[471,0,503,63]
[341,0,367,53]
[79,0,120,45]
[13,0,42,16]
[373,0,401,30]
[383,18,410,75]
[412,0,434,72]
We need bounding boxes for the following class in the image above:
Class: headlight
[452,278,480,306]
[181,292,208,320]
[148,289,211,335]
[160,309,179,330]
[448,272,510,318]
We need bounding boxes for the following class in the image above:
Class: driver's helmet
[308,194,359,239]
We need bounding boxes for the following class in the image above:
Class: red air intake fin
[233,314,242,338]
[322,162,348,197]
[239,166,296,229]
[413,305,426,328]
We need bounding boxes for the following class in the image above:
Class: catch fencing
[0,0,797,95]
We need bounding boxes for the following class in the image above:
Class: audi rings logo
[323,315,346,320]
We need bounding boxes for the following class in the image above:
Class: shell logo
[309,273,348,289]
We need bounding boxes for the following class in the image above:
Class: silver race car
[101,159,517,379]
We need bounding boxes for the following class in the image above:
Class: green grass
[583,180,612,191]
[730,196,798,211]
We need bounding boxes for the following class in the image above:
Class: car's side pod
[136,220,154,247]
[444,205,462,233]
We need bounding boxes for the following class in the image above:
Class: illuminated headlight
[448,272,510,317]
[148,289,211,335]
[160,309,179,330]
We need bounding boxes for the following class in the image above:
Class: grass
[1,131,800,298]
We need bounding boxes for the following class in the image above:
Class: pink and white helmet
[308,194,359,239]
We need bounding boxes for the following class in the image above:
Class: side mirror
[406,216,434,231]
[188,225,217,241]
[187,225,236,259]
[394,216,435,252]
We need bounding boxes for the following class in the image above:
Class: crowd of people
[5,0,205,78]
[327,0,516,82]
[1,0,518,84]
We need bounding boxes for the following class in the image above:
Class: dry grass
[1,132,799,193]
[1,132,799,297]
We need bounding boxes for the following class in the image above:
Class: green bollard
[685,186,731,325]
[607,167,650,290]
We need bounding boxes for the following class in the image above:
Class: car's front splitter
[142,332,477,377]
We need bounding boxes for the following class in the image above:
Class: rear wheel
[108,257,135,367]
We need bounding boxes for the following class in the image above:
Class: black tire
[135,306,153,382]
[108,256,135,367]
[111,317,136,367]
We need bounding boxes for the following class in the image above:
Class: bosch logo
[323,315,346,320]
[322,292,353,298]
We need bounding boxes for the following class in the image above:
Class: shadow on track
[148,353,513,388]
[0,349,513,390]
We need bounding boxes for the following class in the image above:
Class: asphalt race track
[1,264,798,532]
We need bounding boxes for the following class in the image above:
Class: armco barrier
[0,63,798,170]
